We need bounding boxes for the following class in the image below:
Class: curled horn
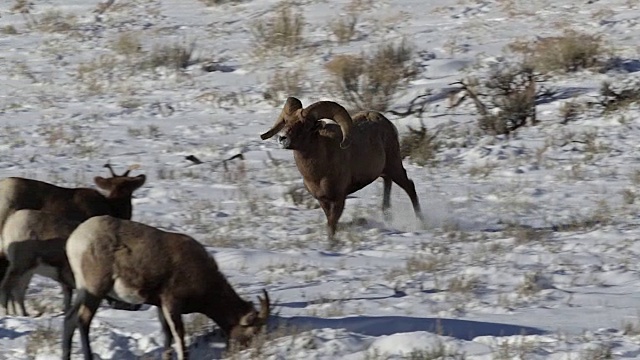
[258,289,270,322]
[260,97,303,140]
[302,101,353,149]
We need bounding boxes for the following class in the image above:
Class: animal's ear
[94,176,114,191]
[127,174,146,190]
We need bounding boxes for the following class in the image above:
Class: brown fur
[0,210,80,316]
[261,97,425,242]
[0,170,146,315]
[63,216,269,360]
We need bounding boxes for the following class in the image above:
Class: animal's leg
[382,176,393,223]
[0,262,14,314]
[61,282,73,314]
[328,199,346,241]
[0,260,34,316]
[161,301,187,360]
[318,200,334,240]
[0,256,8,292]
[14,269,35,316]
[59,265,75,313]
[157,304,175,360]
[78,290,101,360]
[319,199,346,247]
[63,288,101,360]
[388,166,425,224]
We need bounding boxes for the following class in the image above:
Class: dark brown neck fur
[202,272,254,335]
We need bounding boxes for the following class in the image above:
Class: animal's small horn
[302,101,352,149]
[103,163,117,177]
[260,97,303,140]
[258,289,270,321]
[122,164,141,177]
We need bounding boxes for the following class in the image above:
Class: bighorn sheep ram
[63,215,270,360]
[0,164,146,315]
[261,97,425,241]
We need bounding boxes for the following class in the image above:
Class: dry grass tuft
[24,322,60,359]
[250,1,305,57]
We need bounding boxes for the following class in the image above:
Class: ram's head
[261,97,352,150]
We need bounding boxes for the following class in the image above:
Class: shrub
[1,25,18,35]
[325,39,417,111]
[34,9,77,33]
[598,80,640,113]
[330,14,358,44]
[263,67,306,105]
[111,31,142,57]
[400,123,440,166]
[451,63,546,135]
[250,1,305,56]
[508,30,607,73]
[142,41,196,70]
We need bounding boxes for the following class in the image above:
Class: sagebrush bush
[508,30,607,73]
[142,41,196,70]
[330,14,358,44]
[2,25,18,35]
[263,67,306,105]
[325,39,417,111]
[111,31,142,57]
[453,63,542,135]
[250,1,305,56]
[599,80,640,113]
[400,123,440,166]
[34,9,77,33]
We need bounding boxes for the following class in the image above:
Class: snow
[1,0,640,358]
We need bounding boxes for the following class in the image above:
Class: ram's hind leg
[387,164,425,224]
[382,176,392,223]
[63,288,102,360]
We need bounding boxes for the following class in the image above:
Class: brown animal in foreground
[261,97,425,241]
[63,215,270,360]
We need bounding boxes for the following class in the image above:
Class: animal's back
[0,177,107,248]
[2,209,80,249]
[67,215,216,302]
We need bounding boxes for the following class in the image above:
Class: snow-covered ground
[2,0,640,358]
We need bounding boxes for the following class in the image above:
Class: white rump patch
[111,278,145,304]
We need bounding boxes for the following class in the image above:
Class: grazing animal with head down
[63,215,270,360]
[0,164,146,315]
[261,97,425,241]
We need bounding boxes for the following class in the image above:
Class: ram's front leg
[319,199,345,245]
